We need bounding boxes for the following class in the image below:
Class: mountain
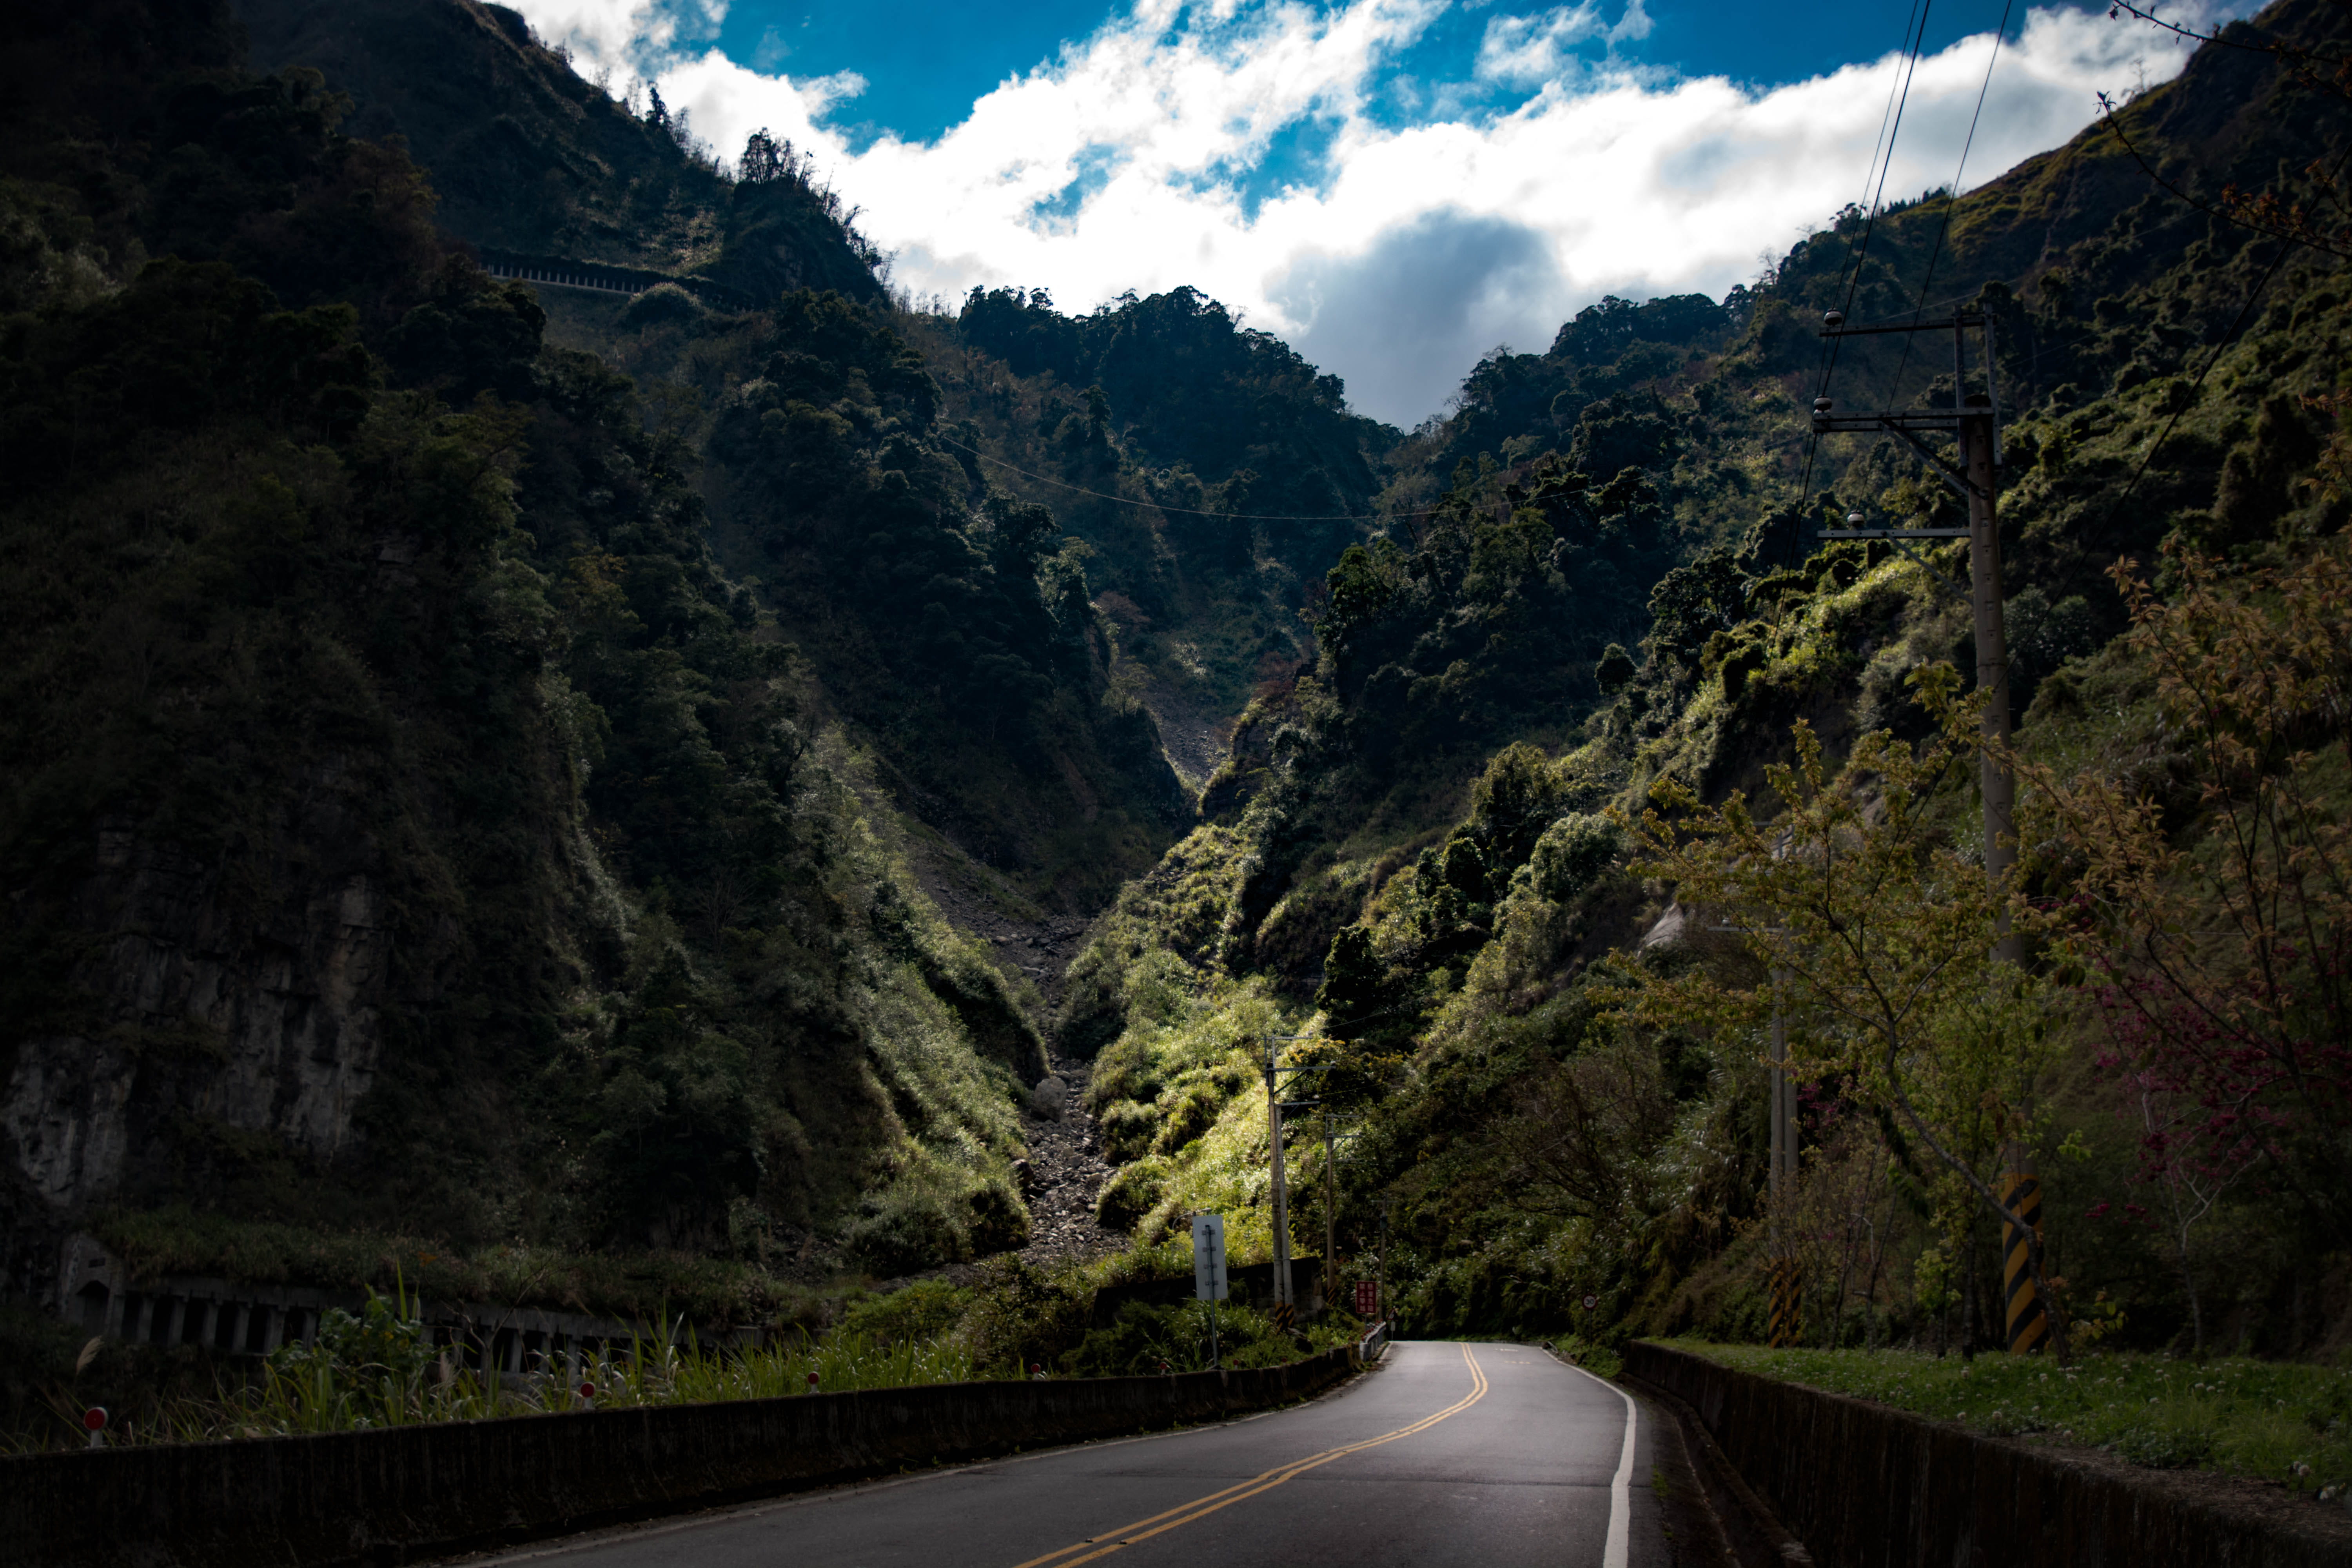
[0,0,1053,1326]
[234,0,886,298]
[1056,0,2352,1357]
[5,0,2347,1407]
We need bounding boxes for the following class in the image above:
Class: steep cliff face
[5,818,397,1210]
[0,7,1049,1289]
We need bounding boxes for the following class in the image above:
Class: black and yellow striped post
[1767,1256,1803,1347]
[2002,1145,2047,1354]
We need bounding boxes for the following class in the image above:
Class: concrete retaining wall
[1625,1341,2350,1568]
[2,1350,1355,1568]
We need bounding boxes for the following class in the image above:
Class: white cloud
[1477,1,1651,86]
[509,0,2231,426]
[1478,6,1609,86]
[520,0,729,81]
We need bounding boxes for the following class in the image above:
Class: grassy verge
[7,1282,976,1454]
[1668,1342,2352,1496]
[8,1251,1364,1452]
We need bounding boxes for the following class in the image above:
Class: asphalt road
[473,1342,1688,1568]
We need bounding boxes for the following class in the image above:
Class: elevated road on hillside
[471,1341,1697,1568]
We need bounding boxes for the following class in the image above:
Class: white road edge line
[1557,1358,1637,1568]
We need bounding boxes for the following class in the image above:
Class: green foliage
[1059,0,2352,1374]
[835,1280,971,1347]
[25,1304,976,1450]
[1060,1298,1352,1376]
[1096,1156,1172,1231]
[0,5,1045,1293]
[1553,1334,1624,1380]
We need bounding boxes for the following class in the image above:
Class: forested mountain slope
[7,0,2349,1412]
[0,0,1054,1321]
[1058,0,2352,1362]
[233,0,886,299]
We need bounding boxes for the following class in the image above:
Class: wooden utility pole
[1961,390,2023,965]
[1769,967,1795,1194]
[1813,308,2015,955]
[1265,1042,1292,1311]
[1816,308,2047,1354]
[1262,1035,1330,1317]
[1321,1116,1338,1305]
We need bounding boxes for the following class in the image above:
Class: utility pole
[1815,308,2043,1354]
[1813,307,2016,961]
[1265,1041,1292,1311]
[1317,1112,1364,1318]
[1769,967,1795,1196]
[1262,1035,1331,1316]
[1322,1116,1338,1308]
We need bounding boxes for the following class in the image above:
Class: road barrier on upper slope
[477,249,759,312]
[1623,1341,2352,1568]
[1,1349,1357,1568]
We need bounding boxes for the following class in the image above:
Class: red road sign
[1354,1281,1378,1317]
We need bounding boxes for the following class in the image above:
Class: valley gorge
[4,0,2352,1466]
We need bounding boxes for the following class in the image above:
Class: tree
[2098,2,2352,260]
[1621,672,2073,1357]
[2018,542,2352,1252]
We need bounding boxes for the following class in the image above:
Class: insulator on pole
[1813,396,1833,414]
[1823,309,1845,329]
[1847,511,1865,527]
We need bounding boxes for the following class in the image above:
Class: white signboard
[1191,1213,1228,1301]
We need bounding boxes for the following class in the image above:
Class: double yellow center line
[1010,1345,1490,1568]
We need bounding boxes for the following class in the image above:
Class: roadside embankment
[1624,1341,2352,1568]
[2,1348,1357,1568]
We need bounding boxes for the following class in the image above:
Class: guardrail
[3,1350,1359,1568]
[475,249,759,312]
[1358,1320,1389,1361]
[1624,1342,2352,1568]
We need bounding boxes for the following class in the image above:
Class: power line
[932,434,1435,522]
[1816,0,1928,376]
[1788,0,1938,565]
[1884,0,2018,405]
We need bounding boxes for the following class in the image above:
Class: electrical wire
[1785,0,1939,569]
[1815,0,1931,387]
[1883,0,2018,406]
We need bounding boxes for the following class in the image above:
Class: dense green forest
[3,0,2351,1449]
[1057,0,2352,1368]
[0,0,1060,1323]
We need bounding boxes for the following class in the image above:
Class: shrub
[836,1280,970,1346]
[1096,1156,1171,1231]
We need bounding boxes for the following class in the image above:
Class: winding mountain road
[467,1342,1705,1568]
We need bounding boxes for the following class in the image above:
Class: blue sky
[711,0,2048,149]
[518,0,2223,424]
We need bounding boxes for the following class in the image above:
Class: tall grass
[25,1279,975,1451]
